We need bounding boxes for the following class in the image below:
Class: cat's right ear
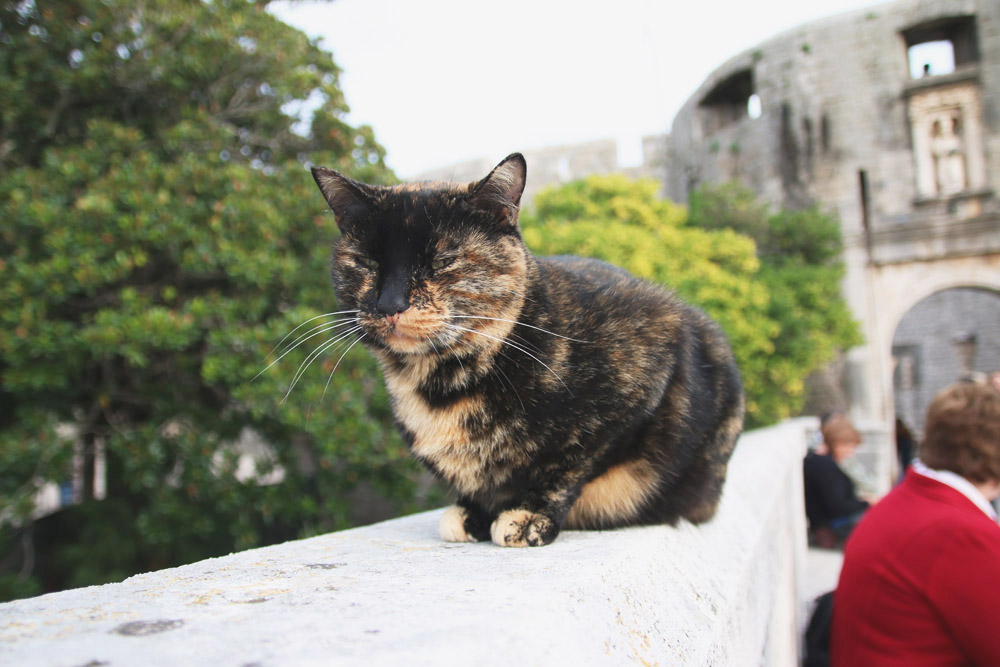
[469,153,527,228]
[311,167,373,228]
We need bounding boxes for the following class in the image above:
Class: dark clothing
[895,419,913,480]
[804,591,834,667]
[803,451,869,532]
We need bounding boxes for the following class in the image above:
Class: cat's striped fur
[311,154,744,547]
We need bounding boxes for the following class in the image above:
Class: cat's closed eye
[431,256,455,271]
[355,255,378,270]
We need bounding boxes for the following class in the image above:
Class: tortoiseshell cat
[310,154,744,547]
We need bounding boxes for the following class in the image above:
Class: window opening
[903,16,979,79]
[698,69,756,133]
[908,41,955,78]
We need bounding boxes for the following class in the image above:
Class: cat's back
[532,254,734,381]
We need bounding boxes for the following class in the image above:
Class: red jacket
[832,471,1000,666]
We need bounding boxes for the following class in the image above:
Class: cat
[310,153,744,547]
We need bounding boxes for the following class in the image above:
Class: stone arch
[890,285,1000,441]
[865,256,1000,482]
[862,256,1000,481]
[871,257,1000,366]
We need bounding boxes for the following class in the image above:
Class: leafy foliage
[521,175,861,429]
[688,182,864,419]
[0,0,433,602]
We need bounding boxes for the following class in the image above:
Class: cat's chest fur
[379,354,519,496]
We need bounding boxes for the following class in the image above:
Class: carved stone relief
[908,82,986,198]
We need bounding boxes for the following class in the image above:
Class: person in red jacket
[832,382,1000,666]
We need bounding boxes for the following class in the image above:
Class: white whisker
[281,325,364,403]
[428,339,443,361]
[279,318,360,354]
[446,324,572,395]
[451,314,589,343]
[322,333,367,399]
[254,319,360,381]
[266,310,360,358]
[493,362,526,412]
[426,338,473,388]
[505,330,545,356]
[277,318,361,359]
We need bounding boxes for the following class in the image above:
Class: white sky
[271,0,891,177]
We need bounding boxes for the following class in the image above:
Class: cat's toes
[490,509,558,547]
[439,505,479,543]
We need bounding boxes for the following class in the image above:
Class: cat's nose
[375,289,408,317]
[376,267,410,317]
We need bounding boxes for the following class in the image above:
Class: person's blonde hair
[920,382,1000,483]
[821,413,861,448]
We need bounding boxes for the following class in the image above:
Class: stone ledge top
[0,419,813,666]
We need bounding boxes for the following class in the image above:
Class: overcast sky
[271,0,892,177]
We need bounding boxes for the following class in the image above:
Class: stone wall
[0,419,812,666]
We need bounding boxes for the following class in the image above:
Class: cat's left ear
[469,153,527,227]
[311,167,375,229]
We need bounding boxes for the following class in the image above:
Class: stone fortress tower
[665,0,1000,490]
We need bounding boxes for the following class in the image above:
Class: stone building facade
[666,0,1000,489]
[415,136,669,207]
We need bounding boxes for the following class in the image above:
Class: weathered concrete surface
[0,420,810,666]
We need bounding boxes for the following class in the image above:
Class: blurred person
[803,413,869,548]
[895,417,914,481]
[832,383,1000,666]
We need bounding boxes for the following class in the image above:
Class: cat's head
[312,154,529,357]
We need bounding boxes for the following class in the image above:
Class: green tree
[0,0,428,601]
[687,182,863,420]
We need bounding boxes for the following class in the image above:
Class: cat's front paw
[490,509,558,547]
[439,505,479,543]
